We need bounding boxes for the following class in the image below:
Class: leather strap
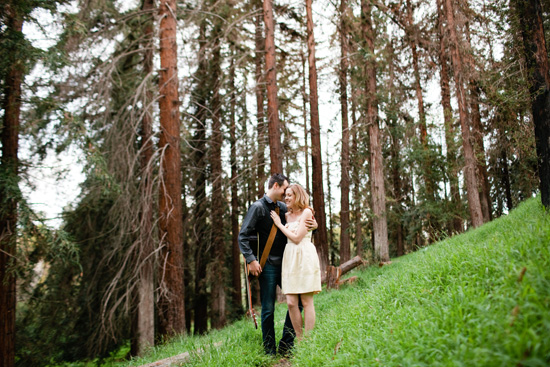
[259,206,279,269]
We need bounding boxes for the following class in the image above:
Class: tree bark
[229,54,242,315]
[339,0,351,264]
[326,141,335,264]
[157,0,186,336]
[362,0,389,262]
[512,0,550,209]
[0,6,23,367]
[263,0,283,174]
[351,95,363,257]
[300,50,311,194]
[192,20,209,335]
[254,0,267,197]
[436,0,463,233]
[325,256,363,289]
[390,131,404,256]
[132,0,156,355]
[444,0,484,228]
[210,26,226,329]
[387,35,405,258]
[497,127,514,212]
[406,0,434,204]
[388,87,404,257]
[306,0,330,273]
[182,194,192,335]
[464,20,492,222]
[469,81,492,222]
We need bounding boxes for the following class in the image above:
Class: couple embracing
[238,173,322,356]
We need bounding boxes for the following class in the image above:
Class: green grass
[119,197,549,366]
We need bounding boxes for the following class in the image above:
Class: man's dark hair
[268,173,289,189]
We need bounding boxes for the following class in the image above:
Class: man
[239,173,317,356]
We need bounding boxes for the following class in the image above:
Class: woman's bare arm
[270,208,312,244]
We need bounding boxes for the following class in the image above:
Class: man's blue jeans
[258,262,298,355]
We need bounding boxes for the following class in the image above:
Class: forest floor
[68,196,549,367]
[272,358,292,367]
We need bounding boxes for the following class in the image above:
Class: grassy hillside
[120,197,549,367]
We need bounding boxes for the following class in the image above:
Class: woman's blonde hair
[286,184,314,214]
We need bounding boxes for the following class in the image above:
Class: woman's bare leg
[300,293,315,336]
[286,294,303,339]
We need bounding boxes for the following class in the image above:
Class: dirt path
[272,357,292,367]
[136,351,193,367]
[134,342,295,367]
[135,342,222,367]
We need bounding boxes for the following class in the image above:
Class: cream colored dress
[281,221,322,295]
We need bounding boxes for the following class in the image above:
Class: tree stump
[325,256,364,290]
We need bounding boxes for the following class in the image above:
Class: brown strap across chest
[259,206,279,269]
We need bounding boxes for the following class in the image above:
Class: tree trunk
[464,20,492,222]
[326,141,335,265]
[0,6,23,367]
[300,50,311,194]
[157,0,186,336]
[436,0,463,233]
[351,95,363,257]
[498,127,514,211]
[254,0,267,197]
[339,0,351,264]
[306,0,330,274]
[389,109,404,257]
[390,134,405,256]
[229,54,242,315]
[469,81,492,222]
[132,0,156,355]
[192,20,209,335]
[263,0,283,174]
[362,0,389,262]
[182,194,192,334]
[325,256,363,289]
[391,134,405,256]
[406,0,434,205]
[210,26,226,329]
[513,0,550,209]
[193,180,208,335]
[444,0,484,228]
[387,37,404,258]
[390,130,404,256]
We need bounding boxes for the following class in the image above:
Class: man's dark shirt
[239,194,288,266]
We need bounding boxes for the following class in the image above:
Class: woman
[270,183,321,340]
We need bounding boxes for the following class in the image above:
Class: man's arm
[238,203,262,274]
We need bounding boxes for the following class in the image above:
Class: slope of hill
[122,197,549,367]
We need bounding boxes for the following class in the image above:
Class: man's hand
[248,260,262,277]
[305,215,318,231]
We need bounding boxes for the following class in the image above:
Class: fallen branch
[325,256,364,290]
